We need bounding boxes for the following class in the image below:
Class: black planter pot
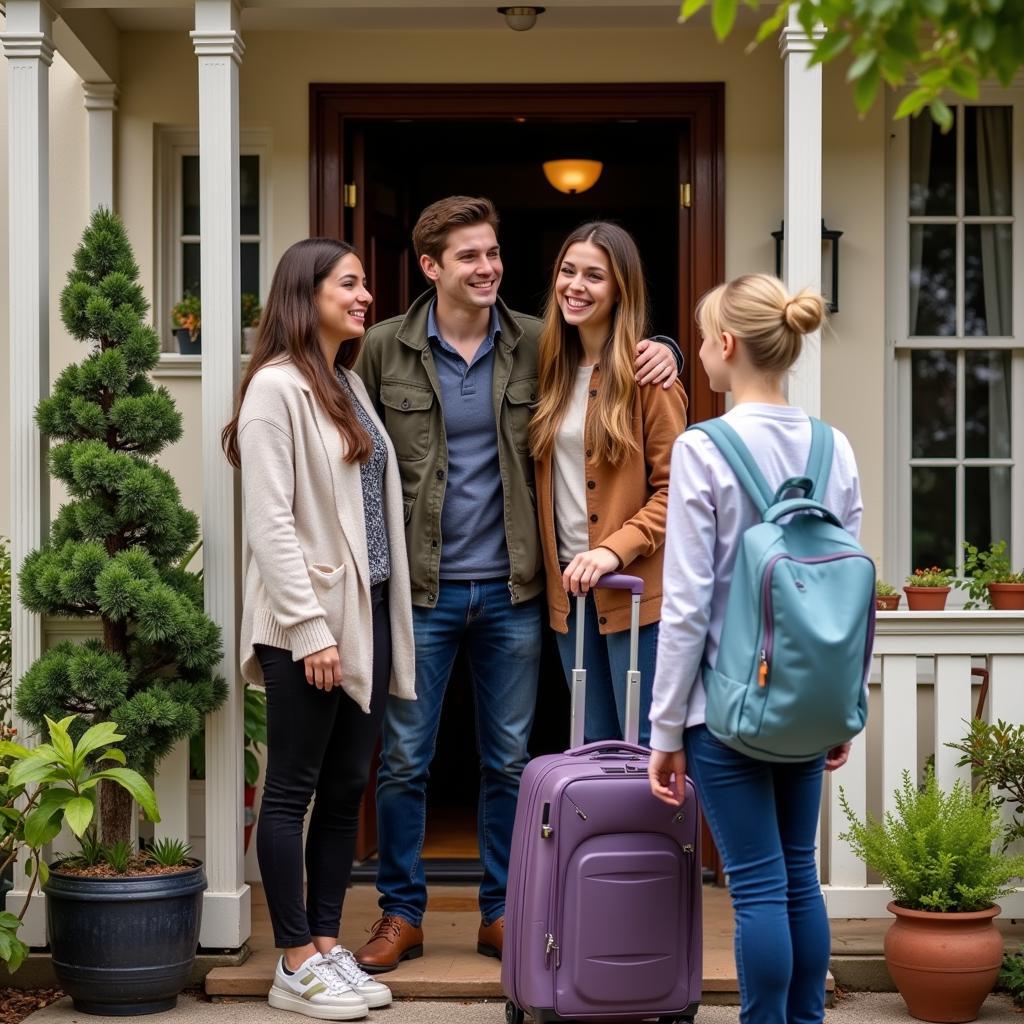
[174,327,201,355]
[45,862,206,1016]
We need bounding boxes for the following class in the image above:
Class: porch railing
[821,610,1024,919]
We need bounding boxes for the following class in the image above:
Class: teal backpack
[690,417,873,762]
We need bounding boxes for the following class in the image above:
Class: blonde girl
[648,274,863,1024]
[531,222,687,745]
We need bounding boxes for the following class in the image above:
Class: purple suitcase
[502,574,702,1024]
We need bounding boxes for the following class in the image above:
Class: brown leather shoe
[354,914,424,974]
[477,915,504,959]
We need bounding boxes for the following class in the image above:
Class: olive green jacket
[355,290,544,609]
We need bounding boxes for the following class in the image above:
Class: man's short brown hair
[412,196,499,265]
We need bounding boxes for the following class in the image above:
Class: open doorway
[311,83,725,874]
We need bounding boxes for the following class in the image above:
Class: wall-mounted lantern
[771,220,843,314]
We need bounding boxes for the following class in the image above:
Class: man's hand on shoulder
[635,337,680,389]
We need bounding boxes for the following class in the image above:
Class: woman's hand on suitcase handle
[824,741,852,772]
[648,748,687,807]
[562,547,622,595]
[304,646,342,691]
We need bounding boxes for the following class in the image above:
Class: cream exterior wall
[2,23,888,561]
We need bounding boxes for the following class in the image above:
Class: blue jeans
[375,580,542,926]
[554,594,657,747]
[684,725,831,1024]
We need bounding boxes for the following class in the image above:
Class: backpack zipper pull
[759,650,769,688]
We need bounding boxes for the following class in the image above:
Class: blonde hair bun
[783,288,826,335]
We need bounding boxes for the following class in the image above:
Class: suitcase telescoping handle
[569,573,645,750]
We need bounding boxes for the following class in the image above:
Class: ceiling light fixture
[542,159,604,195]
[497,6,546,32]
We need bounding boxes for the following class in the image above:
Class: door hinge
[680,182,692,209]
[343,183,358,209]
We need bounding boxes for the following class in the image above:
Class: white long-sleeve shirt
[649,403,863,753]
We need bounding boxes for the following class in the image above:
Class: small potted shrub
[840,768,1024,1023]
[171,293,201,354]
[956,541,1024,611]
[241,293,262,354]
[904,566,953,611]
[876,579,900,611]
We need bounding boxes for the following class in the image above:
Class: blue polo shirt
[428,301,511,580]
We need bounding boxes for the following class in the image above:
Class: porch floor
[205,883,805,1002]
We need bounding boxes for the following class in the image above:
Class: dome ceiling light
[497,6,546,32]
[542,159,604,195]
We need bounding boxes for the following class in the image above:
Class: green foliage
[101,840,133,874]
[0,539,11,728]
[146,836,192,868]
[240,293,262,330]
[15,209,226,845]
[905,566,953,588]
[875,579,898,597]
[170,294,201,342]
[947,718,1024,851]
[0,715,155,971]
[999,945,1024,1007]
[677,0,1024,123]
[955,541,1024,609]
[71,831,105,867]
[839,768,1024,912]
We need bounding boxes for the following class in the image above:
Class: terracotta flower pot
[884,902,1003,1023]
[987,582,1024,610]
[903,586,950,611]
[876,595,900,611]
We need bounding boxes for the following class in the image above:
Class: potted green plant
[15,209,226,1012]
[876,579,900,611]
[241,292,262,354]
[956,541,1024,611]
[840,768,1024,1023]
[904,566,953,611]
[171,293,201,355]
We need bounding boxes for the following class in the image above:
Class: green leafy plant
[101,840,133,874]
[190,683,266,788]
[998,945,1024,1007]
[170,293,201,342]
[14,209,226,845]
[876,580,898,597]
[905,566,953,588]
[839,767,1024,912]
[0,714,157,970]
[947,718,1024,851]
[71,831,105,868]
[240,293,262,330]
[145,837,192,868]
[955,541,1024,609]
[676,0,1024,125]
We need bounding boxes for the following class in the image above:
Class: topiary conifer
[15,208,227,844]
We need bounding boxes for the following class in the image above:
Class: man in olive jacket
[354,197,680,970]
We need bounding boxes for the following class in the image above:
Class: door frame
[309,82,726,422]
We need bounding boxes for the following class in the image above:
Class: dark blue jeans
[684,725,831,1024]
[554,593,658,746]
[375,580,542,926]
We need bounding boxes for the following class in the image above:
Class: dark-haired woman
[223,238,415,1021]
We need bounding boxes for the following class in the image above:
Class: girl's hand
[562,547,621,595]
[634,338,678,388]
[825,741,852,772]
[648,748,687,807]
[304,646,342,691]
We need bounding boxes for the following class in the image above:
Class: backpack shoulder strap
[689,419,773,514]
[804,418,835,502]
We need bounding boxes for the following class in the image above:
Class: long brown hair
[530,222,647,466]
[222,237,371,468]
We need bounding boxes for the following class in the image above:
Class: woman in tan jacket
[222,238,414,1021]
[531,222,687,746]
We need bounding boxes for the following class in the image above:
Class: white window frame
[156,127,271,360]
[885,85,1024,591]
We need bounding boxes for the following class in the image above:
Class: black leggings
[256,582,391,948]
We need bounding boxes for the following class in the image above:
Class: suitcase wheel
[658,1017,696,1024]
[504,1000,525,1024]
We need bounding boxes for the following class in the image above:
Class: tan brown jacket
[535,366,688,635]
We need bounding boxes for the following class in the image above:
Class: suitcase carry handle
[566,740,648,758]
[570,573,645,749]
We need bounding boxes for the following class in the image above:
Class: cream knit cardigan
[237,359,415,712]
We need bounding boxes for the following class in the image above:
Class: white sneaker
[326,945,394,1009]
[268,952,369,1020]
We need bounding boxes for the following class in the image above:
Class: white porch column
[780,13,824,417]
[192,0,250,949]
[1,0,55,944]
[83,81,117,212]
